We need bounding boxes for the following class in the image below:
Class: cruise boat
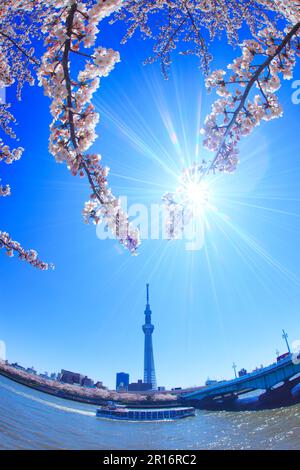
[96,403,195,421]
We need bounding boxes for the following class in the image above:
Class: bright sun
[184,181,209,210]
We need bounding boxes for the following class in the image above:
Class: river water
[0,374,300,450]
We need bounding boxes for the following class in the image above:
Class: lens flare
[183,180,209,210]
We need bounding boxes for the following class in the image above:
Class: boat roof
[101,406,194,412]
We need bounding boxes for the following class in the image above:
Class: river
[0,374,299,449]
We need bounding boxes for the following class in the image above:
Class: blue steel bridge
[179,354,300,410]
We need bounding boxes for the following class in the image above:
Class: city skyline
[1,324,294,390]
[0,302,296,391]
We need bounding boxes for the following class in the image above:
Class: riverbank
[0,362,178,407]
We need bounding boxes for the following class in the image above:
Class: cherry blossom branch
[115,0,285,77]
[38,0,140,254]
[0,30,40,66]
[183,1,210,74]
[0,232,54,270]
[160,17,188,77]
[0,139,52,268]
[204,20,300,176]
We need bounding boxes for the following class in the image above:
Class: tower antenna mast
[142,283,157,390]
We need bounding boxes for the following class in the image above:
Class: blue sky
[1,17,300,389]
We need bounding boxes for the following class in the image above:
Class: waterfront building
[82,376,94,388]
[128,379,152,392]
[157,386,166,392]
[116,372,130,391]
[39,372,50,380]
[60,369,85,385]
[143,284,157,390]
[60,369,95,387]
[95,381,106,389]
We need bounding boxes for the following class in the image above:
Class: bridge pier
[184,393,239,411]
[258,377,300,409]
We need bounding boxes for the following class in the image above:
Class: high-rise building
[116,372,130,391]
[142,284,157,390]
